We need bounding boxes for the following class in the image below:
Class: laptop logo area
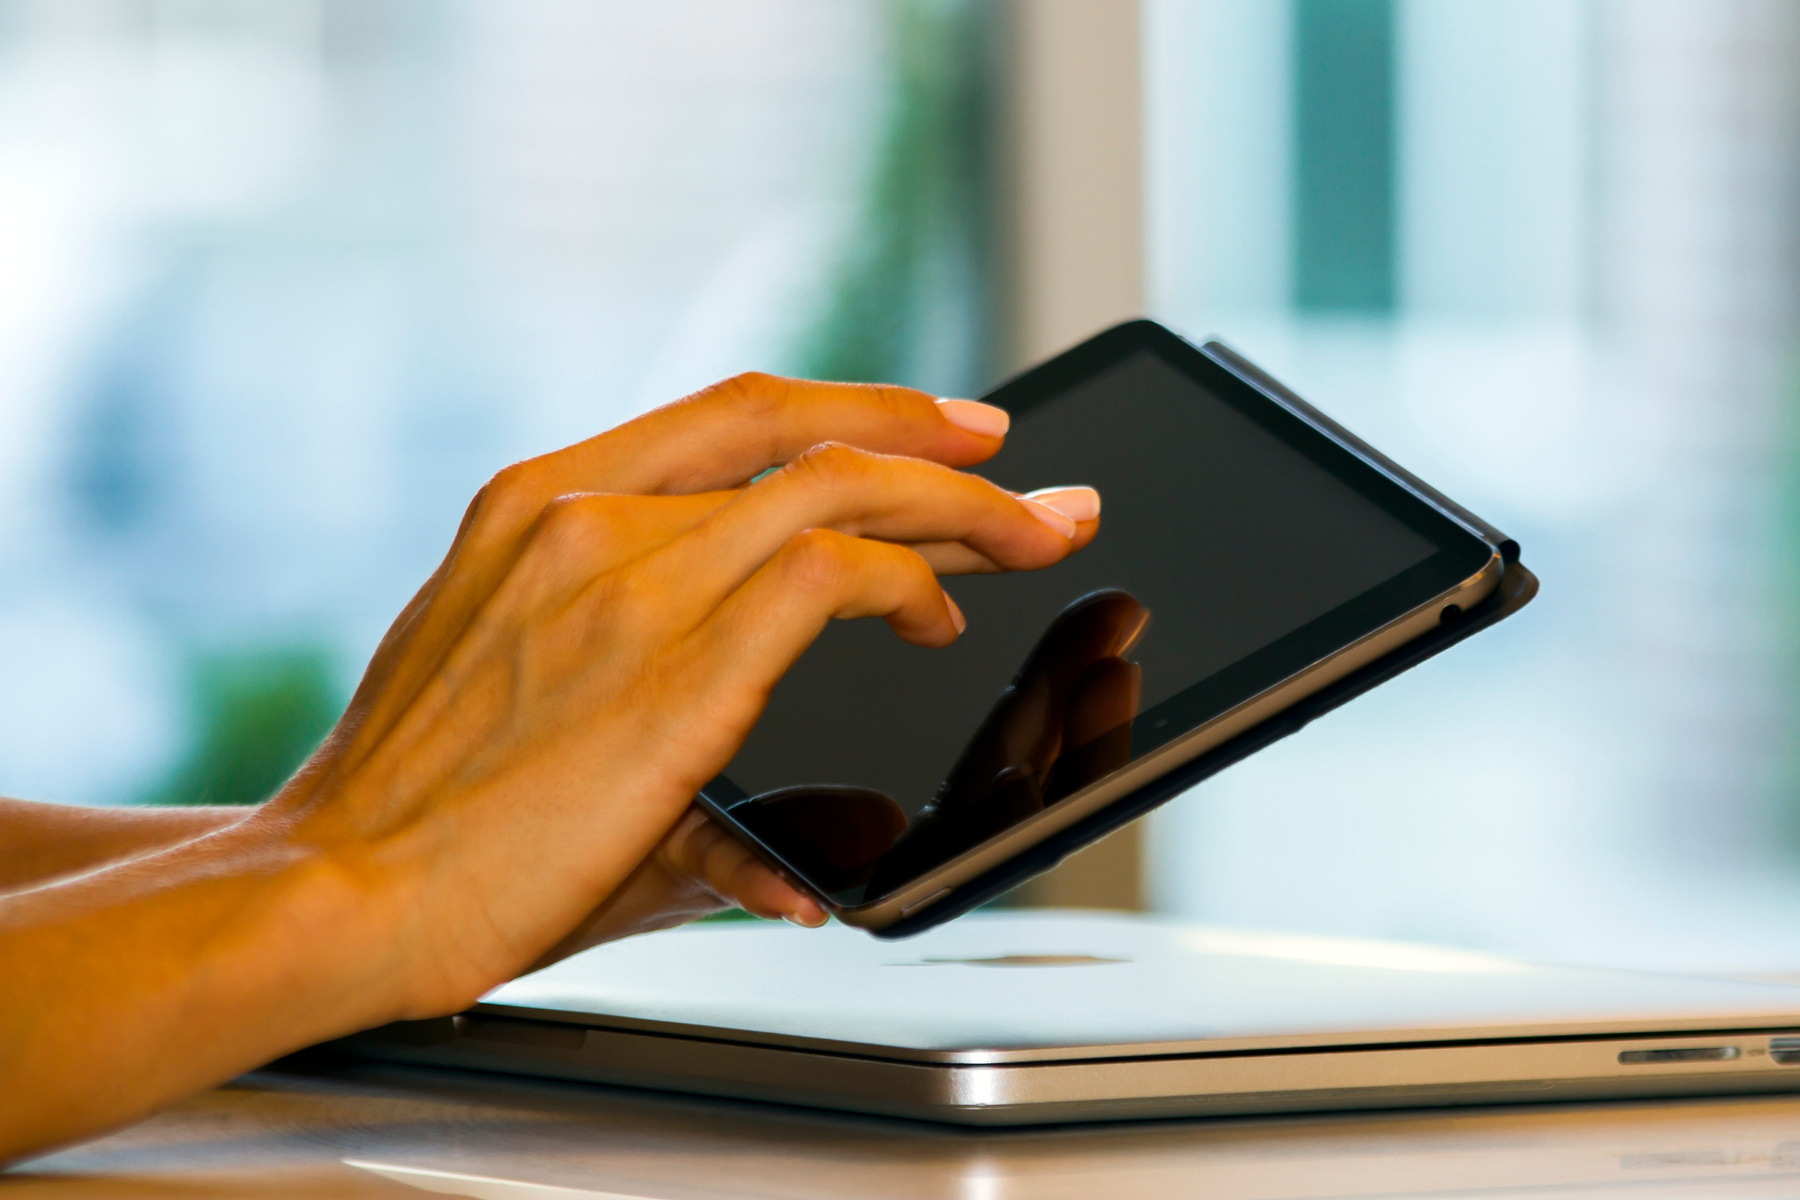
[889,954,1129,968]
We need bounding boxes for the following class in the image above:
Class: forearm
[0,811,402,1163]
[0,798,251,892]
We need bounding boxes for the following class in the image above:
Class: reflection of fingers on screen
[1030,590,1143,669]
[749,786,905,875]
[1112,605,1151,658]
[1064,657,1142,750]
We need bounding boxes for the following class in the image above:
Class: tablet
[698,320,1511,933]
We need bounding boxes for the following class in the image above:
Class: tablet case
[873,335,1537,939]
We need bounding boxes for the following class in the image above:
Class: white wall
[1397,0,1589,322]
[1143,0,1800,973]
[1145,0,1292,323]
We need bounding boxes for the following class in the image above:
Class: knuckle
[484,460,540,505]
[534,494,619,559]
[780,528,853,593]
[867,382,927,420]
[888,549,938,605]
[730,370,781,393]
[708,370,787,419]
[458,462,554,548]
[785,440,868,487]
[538,492,591,531]
[899,546,937,588]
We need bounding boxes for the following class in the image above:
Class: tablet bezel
[698,321,1499,912]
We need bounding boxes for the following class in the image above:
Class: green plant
[798,0,995,396]
[140,644,341,807]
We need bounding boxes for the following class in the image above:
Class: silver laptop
[347,911,1800,1125]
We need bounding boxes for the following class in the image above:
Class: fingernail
[784,910,825,928]
[1020,498,1077,538]
[943,590,967,634]
[937,398,1010,438]
[1022,485,1100,523]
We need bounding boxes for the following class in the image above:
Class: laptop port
[1618,1046,1740,1065]
[1771,1037,1800,1065]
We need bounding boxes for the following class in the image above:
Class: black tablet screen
[711,342,1486,905]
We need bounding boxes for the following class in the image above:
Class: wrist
[258,793,507,1026]
[195,816,419,1043]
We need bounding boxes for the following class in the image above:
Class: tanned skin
[0,373,1100,1163]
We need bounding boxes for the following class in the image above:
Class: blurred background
[2,0,1799,976]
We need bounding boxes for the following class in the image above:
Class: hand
[0,373,1103,1163]
[258,374,1100,1015]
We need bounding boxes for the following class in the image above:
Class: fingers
[525,481,1101,586]
[480,377,1009,527]
[508,491,736,593]
[343,379,1015,740]
[340,376,1030,764]
[908,503,1102,574]
[462,375,1009,566]
[650,444,1095,617]
[345,375,1012,720]
[584,375,1011,495]
[707,529,965,655]
[667,811,828,926]
[371,379,1006,675]
[685,532,963,739]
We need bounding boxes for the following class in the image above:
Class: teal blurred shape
[1293,0,1396,314]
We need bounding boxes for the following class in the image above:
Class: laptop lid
[470,911,1800,1064]
[344,912,1800,1124]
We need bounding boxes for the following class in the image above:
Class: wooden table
[9,1058,1800,1198]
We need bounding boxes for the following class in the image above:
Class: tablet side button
[900,888,952,918]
